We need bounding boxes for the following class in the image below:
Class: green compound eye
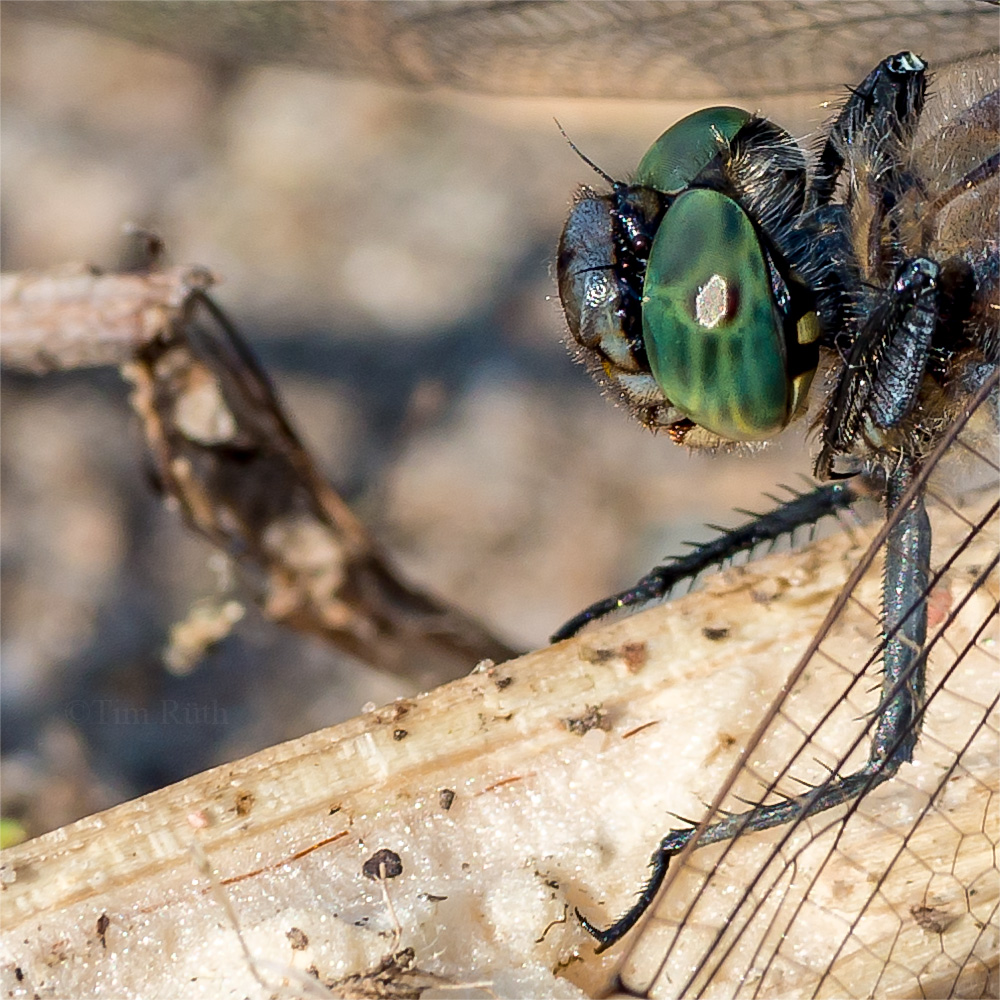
[641,188,792,441]
[635,107,751,194]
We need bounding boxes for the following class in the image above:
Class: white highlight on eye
[695,273,730,329]
[584,271,615,308]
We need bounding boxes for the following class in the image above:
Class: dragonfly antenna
[554,118,616,186]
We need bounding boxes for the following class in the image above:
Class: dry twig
[1,263,519,685]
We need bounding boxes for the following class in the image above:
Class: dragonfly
[553,38,999,995]
[5,3,998,997]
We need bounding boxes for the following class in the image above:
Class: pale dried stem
[1,509,995,998]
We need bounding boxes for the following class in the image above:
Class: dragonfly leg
[578,460,930,952]
[795,51,928,340]
[816,257,940,480]
[552,481,857,642]
[807,50,926,211]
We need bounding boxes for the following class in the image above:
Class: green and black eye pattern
[558,105,822,447]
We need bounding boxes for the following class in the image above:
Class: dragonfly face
[559,106,820,447]
[556,48,999,955]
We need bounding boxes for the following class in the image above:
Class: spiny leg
[578,238,942,954]
[807,50,926,212]
[579,253,942,949]
[570,51,940,949]
[796,50,928,341]
[577,459,931,951]
[551,481,857,642]
[816,256,939,480]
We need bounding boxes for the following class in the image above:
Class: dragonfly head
[558,107,820,449]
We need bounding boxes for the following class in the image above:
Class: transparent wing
[29,0,1000,100]
[610,374,999,998]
